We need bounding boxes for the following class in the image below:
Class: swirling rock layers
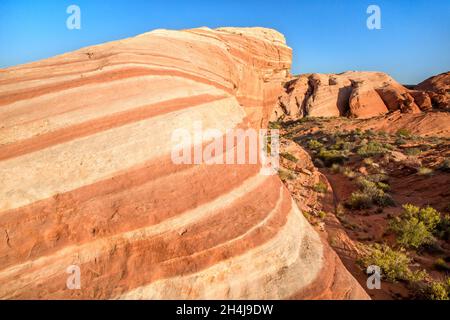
[0,27,368,299]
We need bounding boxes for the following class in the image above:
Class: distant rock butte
[0,27,368,299]
[272,71,449,120]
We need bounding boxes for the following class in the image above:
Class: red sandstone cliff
[272,71,449,121]
[0,27,368,299]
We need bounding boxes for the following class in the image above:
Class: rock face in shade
[271,71,438,121]
[409,90,433,111]
[415,71,450,110]
[0,27,368,299]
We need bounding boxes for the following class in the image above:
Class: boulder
[376,85,421,113]
[348,81,388,118]
[409,90,433,111]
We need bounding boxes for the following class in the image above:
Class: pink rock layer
[0,27,368,299]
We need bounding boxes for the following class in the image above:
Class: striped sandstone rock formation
[0,27,368,299]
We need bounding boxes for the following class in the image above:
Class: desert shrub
[363,158,374,166]
[318,210,327,219]
[439,158,450,173]
[417,167,433,176]
[392,219,435,249]
[359,244,424,283]
[330,163,341,174]
[347,191,373,209]
[280,152,298,162]
[395,137,407,145]
[436,214,450,241]
[346,177,394,209]
[357,142,388,158]
[390,204,441,249]
[396,128,411,138]
[434,258,450,272]
[317,149,347,167]
[405,148,421,156]
[366,173,389,183]
[308,139,323,150]
[268,121,281,129]
[330,140,353,152]
[278,168,295,181]
[342,167,357,179]
[313,182,328,193]
[376,182,391,192]
[410,205,441,231]
[419,281,449,300]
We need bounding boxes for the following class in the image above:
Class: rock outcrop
[0,27,368,299]
[348,81,388,118]
[272,71,444,120]
[375,84,421,114]
[415,71,450,110]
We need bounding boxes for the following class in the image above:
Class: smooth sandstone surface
[348,81,388,118]
[0,27,368,299]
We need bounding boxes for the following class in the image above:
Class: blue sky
[0,0,449,84]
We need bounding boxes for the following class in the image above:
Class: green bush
[436,214,450,240]
[405,148,421,156]
[347,191,373,209]
[342,167,357,179]
[419,281,449,300]
[359,244,424,283]
[434,258,450,272]
[390,204,441,249]
[357,142,388,158]
[313,182,328,193]
[346,177,394,209]
[376,182,391,192]
[405,204,441,230]
[392,218,435,249]
[280,152,298,162]
[317,148,347,167]
[417,167,433,176]
[330,163,341,174]
[396,128,411,138]
[308,139,323,150]
[278,168,295,181]
[318,210,327,219]
[366,173,389,183]
[268,121,282,129]
[330,140,353,152]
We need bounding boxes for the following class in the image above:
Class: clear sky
[1,0,449,84]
